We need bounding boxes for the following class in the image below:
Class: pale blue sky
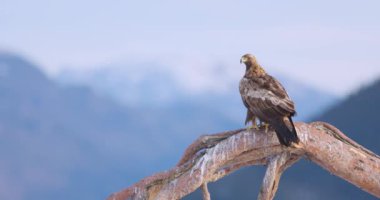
[1,0,380,95]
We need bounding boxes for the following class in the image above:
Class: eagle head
[240,54,265,75]
[240,54,257,65]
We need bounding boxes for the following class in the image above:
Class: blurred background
[1,0,380,199]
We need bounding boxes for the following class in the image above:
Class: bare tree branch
[107,122,380,200]
[201,183,210,200]
[258,152,302,200]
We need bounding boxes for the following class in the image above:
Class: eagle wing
[240,75,295,121]
[239,78,251,109]
[239,78,256,125]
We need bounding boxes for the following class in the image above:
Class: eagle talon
[264,123,269,133]
[246,117,259,131]
[246,123,259,131]
[252,123,259,130]
[258,122,270,133]
[291,142,302,149]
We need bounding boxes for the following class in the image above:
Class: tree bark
[107,122,380,200]
[258,152,302,200]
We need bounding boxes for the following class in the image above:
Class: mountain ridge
[57,64,338,122]
[0,53,242,200]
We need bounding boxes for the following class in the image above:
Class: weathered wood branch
[258,152,302,200]
[107,122,380,200]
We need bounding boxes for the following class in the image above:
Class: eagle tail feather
[271,117,299,147]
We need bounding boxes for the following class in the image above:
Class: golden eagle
[239,54,299,146]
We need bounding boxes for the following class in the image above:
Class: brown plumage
[239,54,299,146]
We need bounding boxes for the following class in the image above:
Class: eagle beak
[240,58,243,64]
